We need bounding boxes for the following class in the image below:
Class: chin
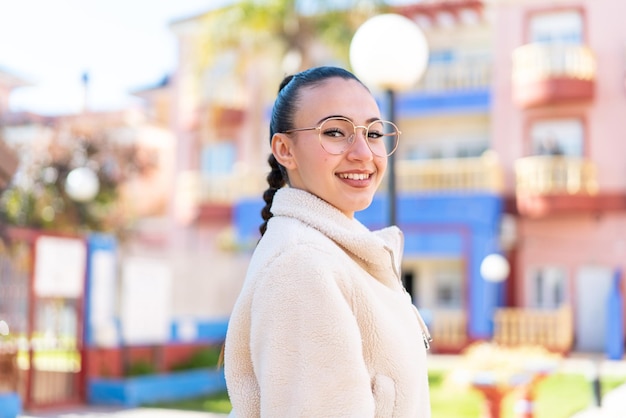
[350,199,375,214]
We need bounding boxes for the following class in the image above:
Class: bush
[125,359,157,377]
[170,345,223,372]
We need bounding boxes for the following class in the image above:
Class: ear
[271,133,297,169]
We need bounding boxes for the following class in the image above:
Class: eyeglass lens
[318,117,399,157]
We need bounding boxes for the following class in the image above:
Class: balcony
[180,154,504,209]
[514,155,599,217]
[395,153,503,194]
[493,304,574,354]
[418,59,491,92]
[174,169,266,223]
[428,305,574,354]
[177,154,503,225]
[512,43,596,108]
[399,58,492,116]
[429,309,468,353]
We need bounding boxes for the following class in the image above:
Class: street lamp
[350,13,429,226]
[480,253,510,283]
[65,166,100,203]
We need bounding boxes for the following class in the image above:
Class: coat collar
[270,188,403,280]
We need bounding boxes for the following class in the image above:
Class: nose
[347,128,373,160]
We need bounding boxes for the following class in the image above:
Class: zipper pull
[411,303,433,351]
[422,331,433,351]
[403,289,433,351]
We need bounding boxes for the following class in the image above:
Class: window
[435,269,463,309]
[529,10,583,44]
[528,266,567,309]
[403,259,464,310]
[201,142,235,175]
[531,118,584,157]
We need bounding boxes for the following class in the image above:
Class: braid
[259,154,287,236]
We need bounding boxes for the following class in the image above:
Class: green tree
[0,123,153,237]
[194,0,391,75]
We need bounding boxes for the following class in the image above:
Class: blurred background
[1,0,626,417]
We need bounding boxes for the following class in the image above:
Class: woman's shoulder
[249,218,349,285]
[260,216,339,256]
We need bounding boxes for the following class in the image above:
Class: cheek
[376,156,388,174]
[313,151,336,169]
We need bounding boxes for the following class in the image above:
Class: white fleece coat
[224,188,431,417]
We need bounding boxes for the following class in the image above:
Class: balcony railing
[176,169,266,205]
[396,153,503,193]
[180,154,504,207]
[411,306,574,354]
[430,309,468,350]
[515,155,598,196]
[493,304,574,353]
[418,58,492,92]
[512,43,596,107]
[512,43,595,83]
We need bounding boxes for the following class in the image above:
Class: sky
[0,0,416,116]
[0,0,231,116]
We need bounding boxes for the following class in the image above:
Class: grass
[429,371,484,418]
[149,391,232,414]
[150,371,626,417]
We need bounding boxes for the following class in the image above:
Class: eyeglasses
[282,116,401,157]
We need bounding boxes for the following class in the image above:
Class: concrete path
[571,382,626,418]
[19,407,227,418]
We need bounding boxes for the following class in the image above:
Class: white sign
[89,249,118,347]
[120,257,172,345]
[34,236,86,298]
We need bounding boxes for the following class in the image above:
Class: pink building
[136,0,626,358]
[491,0,626,355]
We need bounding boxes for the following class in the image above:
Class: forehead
[295,77,380,123]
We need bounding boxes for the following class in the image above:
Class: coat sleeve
[249,247,375,417]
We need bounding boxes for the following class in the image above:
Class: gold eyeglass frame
[282,116,401,157]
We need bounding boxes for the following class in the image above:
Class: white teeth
[338,173,370,180]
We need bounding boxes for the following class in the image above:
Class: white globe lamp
[480,253,510,283]
[350,13,429,91]
[65,167,100,203]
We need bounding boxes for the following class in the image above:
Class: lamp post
[350,13,429,226]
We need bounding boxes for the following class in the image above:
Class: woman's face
[272,77,387,218]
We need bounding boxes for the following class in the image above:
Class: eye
[322,127,347,139]
[320,118,353,141]
[367,129,385,140]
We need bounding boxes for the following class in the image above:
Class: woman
[224,66,431,417]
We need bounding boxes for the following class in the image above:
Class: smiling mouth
[337,173,371,180]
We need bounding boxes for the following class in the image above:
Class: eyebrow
[316,115,382,125]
